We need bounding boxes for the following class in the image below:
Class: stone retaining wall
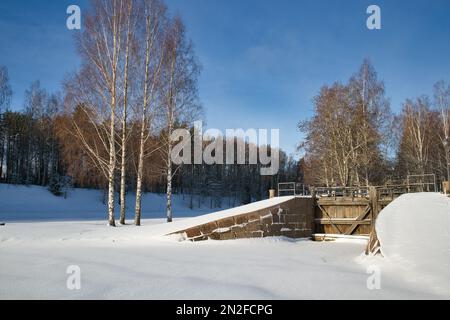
[172,197,314,241]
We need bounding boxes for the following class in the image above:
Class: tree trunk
[119,1,133,225]
[166,140,173,223]
[134,13,153,227]
[107,165,116,227]
[134,124,145,226]
[0,134,3,181]
[107,78,116,227]
[107,6,119,227]
[119,116,127,225]
[445,144,450,182]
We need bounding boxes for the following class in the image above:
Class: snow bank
[376,192,450,296]
[0,184,230,222]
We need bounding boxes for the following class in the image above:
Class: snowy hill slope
[0,184,229,222]
[375,193,450,296]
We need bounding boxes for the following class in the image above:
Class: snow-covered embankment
[375,192,450,296]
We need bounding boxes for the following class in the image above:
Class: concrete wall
[172,197,315,241]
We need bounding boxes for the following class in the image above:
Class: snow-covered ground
[0,183,229,222]
[1,185,449,299]
[0,220,438,300]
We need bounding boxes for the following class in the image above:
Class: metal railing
[314,186,370,199]
[277,182,310,197]
[278,175,438,199]
[406,174,437,192]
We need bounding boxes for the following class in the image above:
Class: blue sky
[1,0,450,155]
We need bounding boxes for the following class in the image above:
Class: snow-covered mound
[376,192,450,296]
[0,183,229,222]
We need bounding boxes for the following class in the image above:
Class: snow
[0,183,229,222]
[0,220,438,299]
[1,185,449,299]
[314,234,370,241]
[374,192,450,297]
[0,183,296,236]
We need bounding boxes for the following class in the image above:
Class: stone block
[217,217,236,228]
[250,230,264,238]
[244,221,263,232]
[219,231,235,240]
[281,229,310,239]
[185,227,202,238]
[235,215,249,225]
[200,222,218,235]
[284,214,304,223]
[233,230,252,239]
[286,222,307,230]
[231,225,244,233]
[208,232,221,240]
[268,224,283,233]
[246,212,261,222]
[260,214,273,225]
[272,212,280,223]
[191,235,209,242]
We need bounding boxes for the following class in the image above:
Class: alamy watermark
[66,5,81,30]
[366,265,381,290]
[367,5,381,30]
[66,265,81,290]
[171,121,280,176]
[66,4,381,31]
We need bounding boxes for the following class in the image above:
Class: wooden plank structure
[311,186,398,255]
[314,187,389,236]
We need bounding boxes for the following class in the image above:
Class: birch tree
[433,81,450,181]
[0,66,12,113]
[134,0,166,226]
[160,16,201,223]
[299,83,359,187]
[348,60,390,186]
[0,66,12,181]
[398,97,433,176]
[67,0,131,226]
[299,61,392,187]
[119,0,136,225]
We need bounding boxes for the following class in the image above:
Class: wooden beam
[315,218,371,225]
[366,187,382,255]
[317,199,370,206]
[345,205,371,235]
[316,203,344,234]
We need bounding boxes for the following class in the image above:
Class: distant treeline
[0,79,300,207]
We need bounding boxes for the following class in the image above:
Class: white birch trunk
[166,131,173,223]
[120,1,133,225]
[167,115,173,222]
[107,64,116,227]
[119,119,127,225]
[107,1,120,227]
[134,13,152,226]
[134,124,145,226]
